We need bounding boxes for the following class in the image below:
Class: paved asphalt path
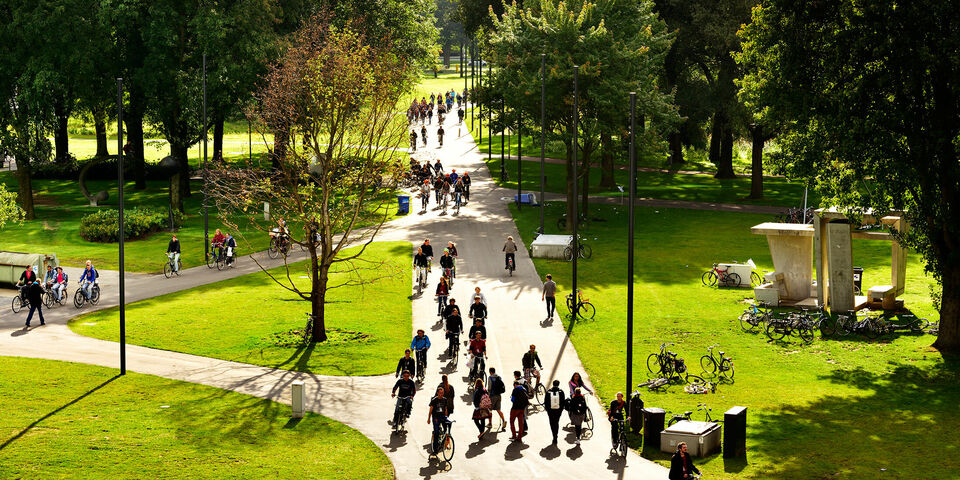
[0,112,667,479]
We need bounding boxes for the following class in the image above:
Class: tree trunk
[170,143,188,212]
[748,125,764,199]
[124,108,147,189]
[213,114,225,162]
[709,114,722,166]
[443,42,451,68]
[93,108,109,157]
[273,127,288,171]
[311,255,330,343]
[599,132,615,189]
[53,100,70,164]
[715,116,736,179]
[934,267,960,353]
[669,131,684,165]
[16,155,35,220]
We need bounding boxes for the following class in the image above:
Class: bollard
[263,202,271,221]
[291,380,305,418]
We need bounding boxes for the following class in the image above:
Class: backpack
[491,376,505,395]
[548,391,561,410]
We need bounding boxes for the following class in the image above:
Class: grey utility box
[660,420,722,457]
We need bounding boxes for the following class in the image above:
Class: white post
[291,380,305,418]
[263,202,271,221]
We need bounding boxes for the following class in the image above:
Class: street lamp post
[517,110,522,209]
[116,78,126,376]
[571,66,579,317]
[500,100,505,182]
[627,92,637,420]
[202,54,209,260]
[539,54,546,234]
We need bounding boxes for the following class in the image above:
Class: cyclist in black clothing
[608,392,628,448]
[396,349,416,378]
[413,248,429,268]
[468,297,487,324]
[433,175,444,204]
[433,160,443,176]
[439,251,455,278]
[391,371,417,425]
[462,172,471,201]
[522,345,543,387]
[444,309,463,355]
[442,299,460,319]
[420,239,434,271]
[468,318,486,340]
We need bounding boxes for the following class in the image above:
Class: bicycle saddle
[684,411,692,416]
[668,351,677,357]
[719,351,725,356]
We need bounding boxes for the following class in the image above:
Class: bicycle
[453,192,462,215]
[415,265,428,295]
[302,314,314,344]
[702,263,741,287]
[392,396,413,433]
[443,267,455,288]
[163,253,182,278]
[467,354,485,391]
[668,403,717,427]
[611,418,628,457]
[506,256,515,276]
[739,303,772,332]
[268,235,290,259]
[523,369,547,406]
[430,419,455,463]
[446,332,460,364]
[563,237,593,261]
[765,313,815,343]
[11,286,29,314]
[700,344,734,380]
[415,348,427,383]
[565,289,596,321]
[73,282,101,309]
[420,191,430,211]
[646,343,677,377]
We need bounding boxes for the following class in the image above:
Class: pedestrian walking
[567,388,588,445]
[24,280,45,327]
[544,380,567,444]
[542,273,557,320]
[487,367,506,430]
[437,375,456,415]
[509,380,529,441]
[472,378,492,439]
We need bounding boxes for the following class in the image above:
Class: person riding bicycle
[457,107,464,124]
[437,125,445,147]
[413,247,429,282]
[224,234,237,265]
[444,307,463,356]
[439,176,451,210]
[391,370,417,425]
[439,250,455,280]
[468,331,487,379]
[427,386,451,453]
[462,172,471,202]
[51,266,68,303]
[521,345,543,388]
[420,239,434,271]
[43,264,56,291]
[472,286,487,306]
[469,297,487,325]
[411,329,431,373]
[419,180,431,210]
[212,228,226,259]
[503,236,518,271]
[608,392,628,449]
[166,234,181,273]
[15,264,37,302]
[432,175,444,204]
[79,261,98,301]
[453,178,466,208]
[568,372,593,397]
[433,159,443,176]
[409,129,418,152]
[396,349,416,378]
[420,125,428,147]
[468,318,486,341]
[435,277,450,316]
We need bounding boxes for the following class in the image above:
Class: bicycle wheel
[73,290,84,309]
[43,291,54,308]
[563,246,574,262]
[163,262,173,278]
[751,271,763,287]
[819,317,836,336]
[646,354,662,375]
[584,407,594,431]
[765,321,786,341]
[686,374,705,386]
[579,244,592,259]
[722,361,735,380]
[739,312,759,332]
[216,254,226,271]
[798,325,815,344]
[864,320,882,339]
[267,239,279,259]
[175,260,182,276]
[11,296,22,314]
[578,302,596,320]
[206,252,215,268]
[441,433,455,462]
[701,271,718,287]
[700,356,717,376]
[416,277,422,295]
[617,434,628,457]
[724,273,742,288]
[535,383,547,406]
[91,286,100,305]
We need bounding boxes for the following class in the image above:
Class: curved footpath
[0,115,667,479]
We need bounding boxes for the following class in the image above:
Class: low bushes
[79,208,182,242]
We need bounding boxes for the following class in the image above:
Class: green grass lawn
[0,173,271,272]
[70,242,411,376]
[510,203,957,479]
[0,357,392,480]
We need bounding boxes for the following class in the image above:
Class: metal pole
[539,54,546,234]
[488,63,493,166]
[478,46,482,144]
[627,92,637,422]
[248,118,252,164]
[471,42,475,132]
[517,110,522,209]
[802,185,809,223]
[116,78,126,376]
[202,53,209,260]
[500,100,505,182]
[572,66,579,318]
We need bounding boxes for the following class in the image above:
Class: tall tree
[739,0,960,352]
[209,18,410,343]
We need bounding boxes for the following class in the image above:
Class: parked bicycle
[668,403,717,427]
[739,303,773,332]
[775,207,816,224]
[565,289,596,320]
[765,313,816,343]
[701,263,742,287]
[700,344,734,380]
[563,236,593,261]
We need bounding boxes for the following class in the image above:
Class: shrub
[79,208,183,242]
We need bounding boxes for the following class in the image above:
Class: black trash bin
[723,406,748,458]
[853,267,864,294]
[642,407,666,448]
[629,393,644,434]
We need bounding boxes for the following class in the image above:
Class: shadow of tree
[748,360,960,479]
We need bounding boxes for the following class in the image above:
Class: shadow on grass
[0,374,121,451]
[748,359,960,479]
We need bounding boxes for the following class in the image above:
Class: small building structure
[750,209,908,311]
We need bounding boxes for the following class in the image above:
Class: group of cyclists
[406,158,471,214]
[407,91,467,152]
[12,260,100,323]
[395,236,633,461]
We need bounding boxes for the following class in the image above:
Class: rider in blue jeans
[411,330,431,374]
[79,261,98,300]
[427,386,451,452]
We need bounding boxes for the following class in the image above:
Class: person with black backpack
[544,380,567,445]
[486,367,506,431]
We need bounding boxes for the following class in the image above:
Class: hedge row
[32,156,186,181]
[79,208,183,242]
